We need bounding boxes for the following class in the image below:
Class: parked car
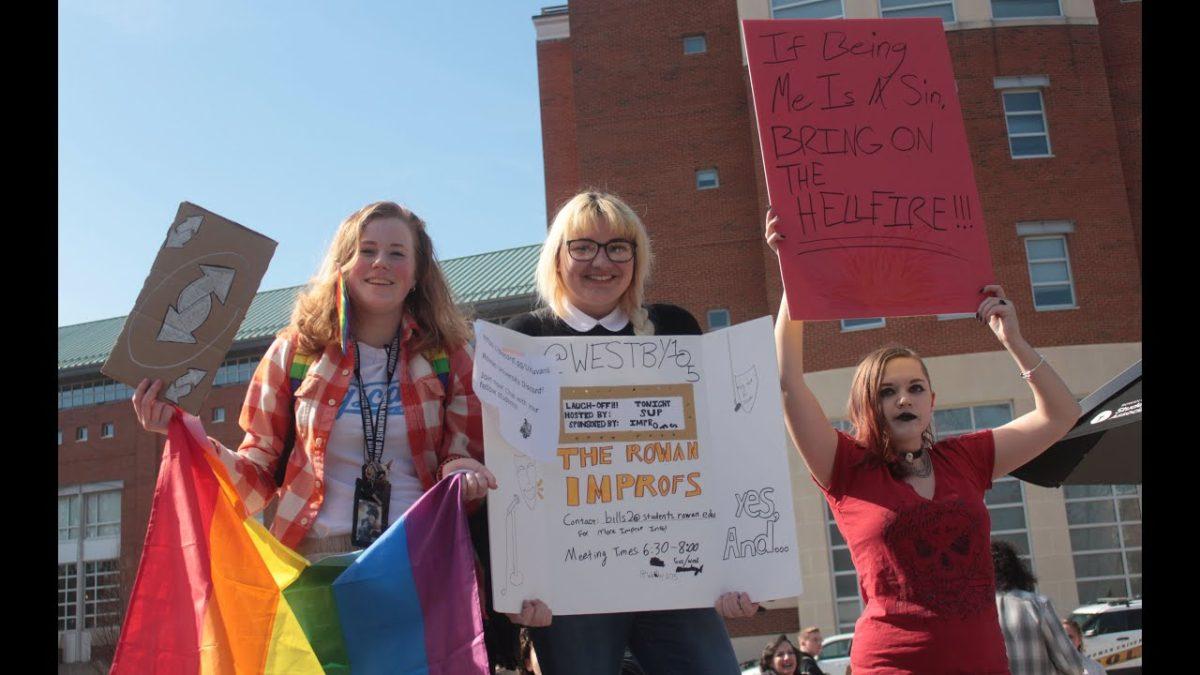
[1069,597,1141,672]
[817,632,853,675]
[739,659,761,675]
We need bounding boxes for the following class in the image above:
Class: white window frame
[771,0,845,18]
[1064,485,1141,603]
[706,309,731,331]
[100,422,114,439]
[695,168,719,190]
[1023,235,1077,311]
[879,0,956,21]
[1001,88,1053,159]
[682,34,707,55]
[212,407,226,423]
[990,0,1063,19]
[840,317,886,332]
[75,426,88,442]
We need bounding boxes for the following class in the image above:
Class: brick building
[57,0,1141,666]
[532,0,1141,660]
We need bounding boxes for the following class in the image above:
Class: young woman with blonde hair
[132,200,495,558]
[498,190,753,675]
[765,208,1082,674]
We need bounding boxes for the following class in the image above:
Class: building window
[772,0,845,18]
[60,483,123,640]
[212,407,226,423]
[991,0,1061,19]
[83,560,122,628]
[695,168,719,190]
[880,0,956,21]
[85,490,121,539]
[214,356,259,386]
[58,378,135,411]
[1024,236,1077,310]
[1064,485,1141,603]
[59,494,81,541]
[100,422,114,439]
[683,34,707,55]
[75,426,88,442]
[58,563,79,631]
[840,318,885,332]
[1002,90,1052,158]
[58,430,63,446]
[826,417,859,631]
[707,309,731,330]
[937,313,975,321]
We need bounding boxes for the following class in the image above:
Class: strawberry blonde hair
[534,190,655,335]
[288,201,470,356]
[847,344,936,466]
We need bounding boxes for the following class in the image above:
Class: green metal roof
[59,243,541,372]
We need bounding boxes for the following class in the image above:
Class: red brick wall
[537,7,1141,373]
[538,37,582,222]
[1093,0,1142,264]
[562,0,774,331]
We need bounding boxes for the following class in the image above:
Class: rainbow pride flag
[110,413,488,674]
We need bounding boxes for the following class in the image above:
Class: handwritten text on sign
[743,19,994,320]
[483,318,802,615]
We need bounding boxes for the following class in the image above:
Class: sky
[59,1,554,326]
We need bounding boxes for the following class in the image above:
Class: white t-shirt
[310,342,426,538]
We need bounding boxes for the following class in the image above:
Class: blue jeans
[528,608,740,675]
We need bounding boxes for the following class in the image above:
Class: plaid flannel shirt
[996,590,1086,675]
[209,315,483,549]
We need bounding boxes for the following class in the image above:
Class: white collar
[560,300,630,332]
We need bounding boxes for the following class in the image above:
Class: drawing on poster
[727,334,759,414]
[156,264,236,344]
[503,452,542,596]
[101,202,277,415]
[723,487,788,561]
[165,215,203,248]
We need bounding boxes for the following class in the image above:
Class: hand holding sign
[744,18,994,320]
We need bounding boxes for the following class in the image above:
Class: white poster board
[477,317,803,615]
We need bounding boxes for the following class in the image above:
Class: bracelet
[435,455,461,481]
[1020,354,1046,380]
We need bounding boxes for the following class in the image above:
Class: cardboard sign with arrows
[102,202,277,415]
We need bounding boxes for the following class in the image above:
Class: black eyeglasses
[565,238,636,263]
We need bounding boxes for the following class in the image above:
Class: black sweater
[503,303,702,337]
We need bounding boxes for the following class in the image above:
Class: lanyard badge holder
[350,334,401,549]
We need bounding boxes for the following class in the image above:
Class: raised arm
[767,209,839,488]
[979,285,1083,478]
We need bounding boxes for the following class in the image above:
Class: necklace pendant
[905,451,914,462]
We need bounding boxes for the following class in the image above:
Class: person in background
[1061,619,1107,675]
[500,190,752,674]
[765,207,1082,674]
[993,540,1085,675]
[759,634,799,675]
[796,626,825,675]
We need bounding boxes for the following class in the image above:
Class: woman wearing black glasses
[486,190,753,675]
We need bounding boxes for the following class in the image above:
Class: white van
[1068,598,1142,671]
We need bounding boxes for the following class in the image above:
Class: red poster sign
[743,18,994,321]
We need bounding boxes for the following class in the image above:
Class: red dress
[819,430,1010,674]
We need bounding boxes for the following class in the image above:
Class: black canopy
[1010,360,1141,488]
